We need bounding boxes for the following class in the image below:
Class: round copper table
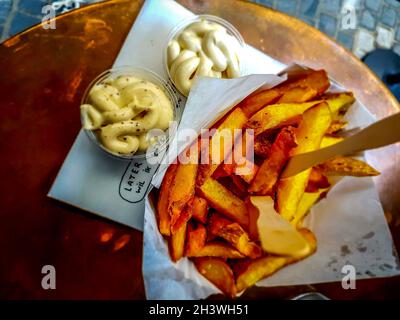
[0,0,399,299]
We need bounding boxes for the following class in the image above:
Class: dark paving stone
[0,0,12,24]
[385,0,400,8]
[365,0,382,11]
[396,26,400,41]
[276,0,297,15]
[337,31,354,50]
[318,13,337,37]
[394,44,400,56]
[300,0,319,18]
[19,0,49,17]
[255,0,275,8]
[10,11,41,36]
[321,0,342,14]
[361,10,376,30]
[381,6,397,27]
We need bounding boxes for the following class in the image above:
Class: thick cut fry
[168,163,198,231]
[323,92,355,119]
[191,197,209,224]
[185,223,207,257]
[249,127,297,195]
[188,242,245,259]
[246,100,321,136]
[170,198,194,235]
[277,86,318,103]
[305,168,330,192]
[195,258,237,298]
[254,133,272,158]
[239,89,282,118]
[291,190,327,227]
[218,176,249,199]
[157,164,178,236]
[197,108,248,186]
[320,135,343,148]
[169,220,187,262]
[326,120,348,135]
[245,197,260,241]
[208,213,262,258]
[240,70,329,117]
[318,156,380,176]
[234,229,317,292]
[198,178,249,227]
[277,102,332,221]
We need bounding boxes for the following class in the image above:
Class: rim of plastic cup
[80,66,178,161]
[163,14,247,97]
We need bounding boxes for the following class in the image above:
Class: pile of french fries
[156,70,379,298]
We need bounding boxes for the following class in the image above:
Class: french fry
[185,223,207,257]
[169,220,187,262]
[171,198,194,235]
[234,228,317,292]
[218,176,249,199]
[318,156,380,177]
[157,164,178,236]
[291,190,328,227]
[245,197,260,241]
[208,213,262,259]
[240,70,330,117]
[168,163,198,231]
[197,108,248,186]
[245,100,321,136]
[191,197,209,224]
[320,135,343,148]
[277,102,332,221]
[326,120,348,135]
[323,92,355,120]
[249,127,297,195]
[305,168,330,192]
[254,133,272,158]
[194,258,237,298]
[198,177,249,227]
[189,242,245,259]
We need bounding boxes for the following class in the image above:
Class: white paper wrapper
[143,73,400,300]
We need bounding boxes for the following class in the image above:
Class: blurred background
[0,0,399,58]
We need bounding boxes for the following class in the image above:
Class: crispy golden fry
[291,190,327,227]
[249,127,297,195]
[245,100,321,136]
[198,177,249,227]
[188,242,245,259]
[277,102,332,221]
[185,223,207,257]
[245,197,260,241]
[318,156,380,176]
[277,86,318,103]
[254,133,272,158]
[323,92,355,120]
[320,135,343,148]
[168,163,198,231]
[326,120,348,135]
[191,197,209,224]
[195,258,237,298]
[240,70,330,117]
[197,108,248,186]
[156,164,178,236]
[234,228,317,292]
[208,213,262,259]
[169,221,187,262]
[171,197,194,235]
[305,168,330,192]
[239,89,282,118]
